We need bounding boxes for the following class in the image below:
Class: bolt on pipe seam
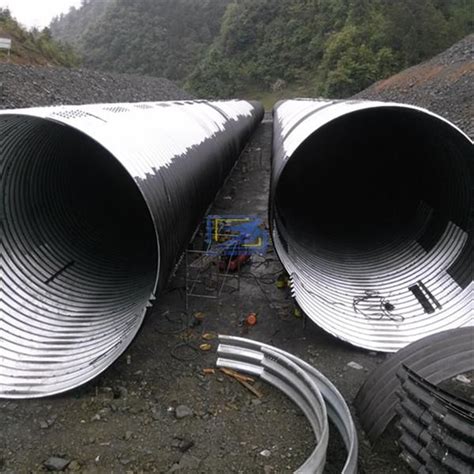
[0,100,264,398]
[271,99,473,353]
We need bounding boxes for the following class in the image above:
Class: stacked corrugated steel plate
[271,99,473,352]
[355,327,474,442]
[397,366,473,472]
[0,100,263,398]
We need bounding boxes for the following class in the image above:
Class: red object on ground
[219,254,251,272]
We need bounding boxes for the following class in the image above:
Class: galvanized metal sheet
[217,335,358,474]
[355,327,474,442]
[0,100,263,398]
[397,365,473,472]
[271,99,473,353]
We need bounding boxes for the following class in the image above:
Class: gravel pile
[355,34,473,138]
[0,64,193,109]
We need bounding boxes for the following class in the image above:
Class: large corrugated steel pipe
[271,100,473,352]
[0,100,263,398]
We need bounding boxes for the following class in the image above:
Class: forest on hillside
[0,8,78,67]
[51,0,232,82]
[50,0,473,99]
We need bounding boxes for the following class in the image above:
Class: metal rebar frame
[0,100,263,398]
[271,99,473,352]
[185,245,241,304]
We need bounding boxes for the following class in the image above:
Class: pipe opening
[1,115,158,396]
[276,107,471,262]
[273,105,473,351]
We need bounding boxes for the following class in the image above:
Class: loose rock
[175,405,193,419]
[347,361,364,370]
[0,65,193,110]
[43,457,70,471]
[168,453,202,472]
[39,420,49,429]
[68,460,81,471]
[114,386,128,399]
[171,437,194,453]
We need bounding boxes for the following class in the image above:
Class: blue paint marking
[205,215,269,256]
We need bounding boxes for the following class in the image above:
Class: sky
[0,0,82,29]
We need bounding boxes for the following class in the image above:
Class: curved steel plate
[355,327,474,442]
[217,335,358,474]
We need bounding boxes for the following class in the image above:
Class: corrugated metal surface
[271,99,473,352]
[0,100,263,398]
[355,327,474,442]
[217,335,358,474]
[397,366,473,472]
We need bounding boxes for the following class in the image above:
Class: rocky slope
[0,64,193,109]
[355,34,473,138]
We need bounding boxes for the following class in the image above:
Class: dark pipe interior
[275,108,472,254]
[2,116,158,288]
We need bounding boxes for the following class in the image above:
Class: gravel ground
[1,35,472,473]
[0,65,193,109]
[355,34,474,139]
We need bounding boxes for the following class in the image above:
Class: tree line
[50,0,473,98]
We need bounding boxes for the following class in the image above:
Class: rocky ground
[0,65,193,109]
[355,34,473,139]
[1,35,472,473]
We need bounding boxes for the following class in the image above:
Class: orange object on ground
[245,312,257,326]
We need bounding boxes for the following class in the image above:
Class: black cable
[155,310,188,335]
[156,309,201,361]
[353,290,404,322]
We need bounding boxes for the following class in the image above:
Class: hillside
[50,0,473,101]
[0,8,79,67]
[0,64,193,109]
[51,0,232,82]
[189,0,473,101]
[355,34,474,138]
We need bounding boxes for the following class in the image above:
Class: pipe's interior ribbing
[275,108,471,261]
[1,115,158,395]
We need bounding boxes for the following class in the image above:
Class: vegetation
[51,0,232,82]
[188,0,473,98]
[0,8,79,67]
[50,0,113,51]
[49,0,473,99]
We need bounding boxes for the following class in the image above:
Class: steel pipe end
[271,100,473,352]
[1,114,159,398]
